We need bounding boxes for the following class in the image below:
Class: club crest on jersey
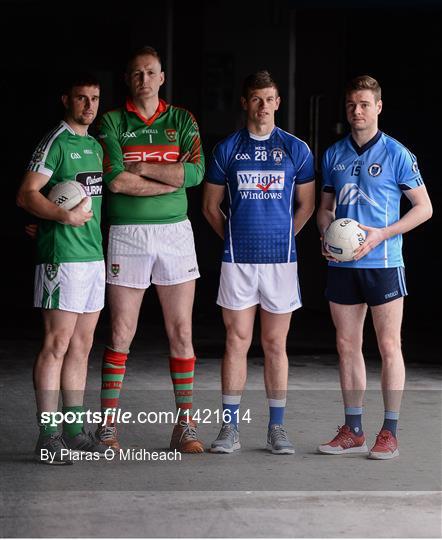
[31,150,44,164]
[368,163,382,177]
[412,161,419,174]
[165,129,177,142]
[111,264,120,277]
[45,263,59,281]
[271,148,285,164]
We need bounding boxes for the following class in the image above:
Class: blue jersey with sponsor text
[322,131,424,268]
[206,127,314,263]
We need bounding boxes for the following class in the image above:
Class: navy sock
[222,395,241,427]
[268,398,286,428]
[382,411,399,436]
[344,406,363,435]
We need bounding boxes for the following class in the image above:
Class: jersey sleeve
[27,137,62,178]
[179,110,205,188]
[97,112,125,186]
[205,142,228,185]
[390,144,424,191]
[296,146,315,184]
[321,149,335,193]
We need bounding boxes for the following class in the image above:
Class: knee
[225,327,252,354]
[261,336,286,360]
[111,319,135,351]
[336,334,362,359]
[378,336,402,361]
[70,334,94,359]
[168,321,192,350]
[43,332,71,361]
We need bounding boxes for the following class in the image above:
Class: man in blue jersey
[317,75,432,459]
[203,70,315,454]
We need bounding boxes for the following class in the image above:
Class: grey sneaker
[266,424,295,454]
[63,429,108,456]
[210,424,240,453]
[34,432,73,465]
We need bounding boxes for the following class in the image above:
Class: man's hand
[62,198,93,227]
[25,223,38,239]
[353,224,387,261]
[320,233,340,262]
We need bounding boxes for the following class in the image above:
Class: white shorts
[217,262,302,314]
[34,261,105,313]
[106,220,200,288]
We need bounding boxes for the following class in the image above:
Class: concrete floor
[1,331,441,538]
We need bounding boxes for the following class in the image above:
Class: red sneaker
[318,425,368,455]
[368,429,399,460]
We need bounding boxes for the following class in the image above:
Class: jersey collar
[349,130,382,156]
[125,98,168,126]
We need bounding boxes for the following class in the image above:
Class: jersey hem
[107,215,188,225]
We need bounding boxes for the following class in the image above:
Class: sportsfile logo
[237,170,284,199]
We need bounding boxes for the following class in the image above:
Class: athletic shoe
[368,429,399,460]
[266,424,295,455]
[95,424,121,450]
[63,428,108,456]
[210,423,241,453]
[34,432,73,465]
[169,419,204,453]
[317,425,368,455]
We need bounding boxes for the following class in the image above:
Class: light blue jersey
[322,131,424,268]
[206,127,314,263]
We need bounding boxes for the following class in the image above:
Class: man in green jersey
[96,46,205,452]
[17,73,108,464]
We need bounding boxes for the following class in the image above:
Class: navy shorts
[326,267,408,306]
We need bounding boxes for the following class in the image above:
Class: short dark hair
[61,72,100,96]
[126,45,162,73]
[241,70,279,99]
[346,75,381,102]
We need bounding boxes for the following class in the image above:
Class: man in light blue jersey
[317,75,433,459]
[203,71,315,454]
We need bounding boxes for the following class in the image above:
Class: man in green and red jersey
[96,46,205,452]
[17,73,108,464]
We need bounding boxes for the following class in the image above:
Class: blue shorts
[325,267,408,306]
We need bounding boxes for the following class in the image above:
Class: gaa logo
[368,163,382,177]
[45,263,59,281]
[165,129,177,142]
[111,263,120,277]
[271,148,284,164]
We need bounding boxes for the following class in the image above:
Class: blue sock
[268,398,286,428]
[222,395,241,427]
[345,406,363,435]
[382,410,399,436]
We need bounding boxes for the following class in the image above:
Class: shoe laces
[46,432,66,450]
[179,421,198,441]
[334,425,351,443]
[270,424,289,441]
[219,423,237,438]
[99,425,117,441]
[376,430,394,447]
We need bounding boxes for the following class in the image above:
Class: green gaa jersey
[98,98,205,224]
[28,121,104,264]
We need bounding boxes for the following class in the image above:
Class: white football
[324,218,366,262]
[48,181,92,212]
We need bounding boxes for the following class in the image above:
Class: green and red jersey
[98,99,205,225]
[27,121,104,264]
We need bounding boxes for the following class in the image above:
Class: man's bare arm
[108,170,178,195]
[202,182,226,239]
[293,181,315,235]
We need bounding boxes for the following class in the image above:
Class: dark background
[1,0,440,360]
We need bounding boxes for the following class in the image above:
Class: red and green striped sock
[101,347,128,424]
[169,356,195,422]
